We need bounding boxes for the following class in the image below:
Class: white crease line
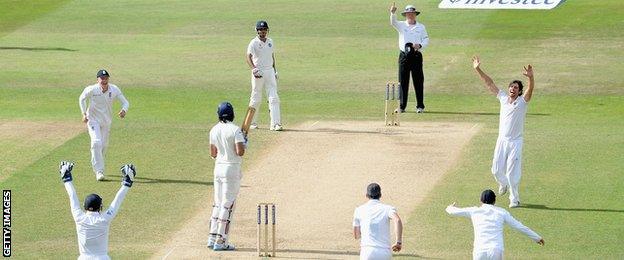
[162,246,177,260]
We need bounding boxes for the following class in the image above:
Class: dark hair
[366,183,382,200]
[509,80,524,95]
[480,189,496,205]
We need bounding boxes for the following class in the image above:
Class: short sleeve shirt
[353,200,397,249]
[209,122,245,164]
[497,90,528,140]
[247,36,274,70]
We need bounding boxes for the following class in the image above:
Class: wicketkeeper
[59,161,136,260]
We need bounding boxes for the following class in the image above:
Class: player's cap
[401,5,421,16]
[480,189,496,205]
[256,20,269,30]
[84,193,103,211]
[96,69,110,78]
[366,183,382,199]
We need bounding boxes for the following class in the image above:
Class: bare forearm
[246,54,255,69]
[524,77,535,102]
[395,218,403,243]
[475,67,498,95]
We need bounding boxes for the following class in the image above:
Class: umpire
[390,3,429,113]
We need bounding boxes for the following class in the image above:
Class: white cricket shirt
[79,84,129,126]
[446,204,541,252]
[497,90,528,140]
[353,200,396,249]
[247,36,274,70]
[64,182,129,259]
[209,121,245,164]
[390,13,429,51]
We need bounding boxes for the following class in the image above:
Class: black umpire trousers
[398,50,424,110]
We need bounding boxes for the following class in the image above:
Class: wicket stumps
[257,203,276,257]
[385,82,401,126]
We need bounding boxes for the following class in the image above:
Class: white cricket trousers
[473,248,503,260]
[249,68,281,127]
[86,120,110,174]
[209,163,242,243]
[491,137,523,204]
[360,246,391,260]
[78,254,110,260]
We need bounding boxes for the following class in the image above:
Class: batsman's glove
[59,161,74,182]
[120,164,137,187]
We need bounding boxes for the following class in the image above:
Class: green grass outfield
[1,0,623,258]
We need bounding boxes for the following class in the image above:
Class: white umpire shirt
[209,122,245,165]
[247,36,274,70]
[390,13,429,51]
[497,90,528,140]
[353,200,396,249]
[79,84,130,126]
[64,182,129,259]
[446,204,541,252]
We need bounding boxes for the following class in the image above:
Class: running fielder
[207,102,247,251]
[353,183,403,260]
[446,190,544,260]
[59,161,136,260]
[79,69,130,181]
[246,20,282,131]
[473,56,535,208]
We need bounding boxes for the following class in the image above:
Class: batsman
[207,102,247,251]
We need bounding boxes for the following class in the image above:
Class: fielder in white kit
[246,20,282,131]
[353,183,403,260]
[59,161,136,260]
[472,56,535,208]
[207,102,247,251]
[446,189,544,260]
[79,69,130,181]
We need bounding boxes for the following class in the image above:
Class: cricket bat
[241,106,256,137]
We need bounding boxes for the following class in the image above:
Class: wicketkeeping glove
[120,164,137,187]
[59,161,74,182]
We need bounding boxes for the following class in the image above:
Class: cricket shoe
[213,242,235,251]
[509,201,520,208]
[498,185,508,195]
[249,123,258,130]
[95,171,105,181]
[271,124,283,131]
[416,107,425,113]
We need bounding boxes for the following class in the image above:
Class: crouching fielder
[353,183,403,260]
[59,161,136,260]
[446,190,544,260]
[207,102,247,251]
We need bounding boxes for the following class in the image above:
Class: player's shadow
[521,203,624,213]
[424,111,550,116]
[0,46,77,52]
[102,176,212,186]
[235,247,427,258]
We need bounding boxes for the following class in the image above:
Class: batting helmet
[217,102,235,122]
[256,20,269,30]
[84,193,102,212]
